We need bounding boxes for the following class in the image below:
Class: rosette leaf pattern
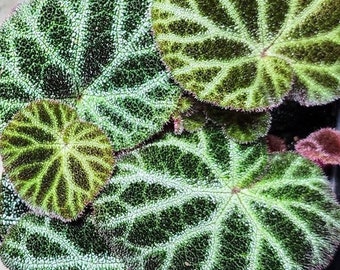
[0,0,180,150]
[93,127,340,270]
[151,0,340,110]
[0,100,114,220]
[0,214,127,270]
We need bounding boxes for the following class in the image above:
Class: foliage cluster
[0,0,339,269]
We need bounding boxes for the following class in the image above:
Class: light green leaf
[0,214,126,270]
[0,100,114,220]
[0,0,181,150]
[151,0,339,110]
[93,127,340,269]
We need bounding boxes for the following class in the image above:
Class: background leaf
[295,128,340,165]
[206,106,271,143]
[0,100,114,220]
[93,127,340,269]
[0,0,181,150]
[151,0,339,110]
[0,214,127,270]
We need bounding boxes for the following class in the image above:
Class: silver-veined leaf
[0,0,181,150]
[0,214,127,270]
[93,127,340,269]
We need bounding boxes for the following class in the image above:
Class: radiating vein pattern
[0,214,126,270]
[0,100,114,220]
[151,0,340,110]
[0,0,181,150]
[93,127,340,269]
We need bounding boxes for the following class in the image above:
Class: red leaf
[295,128,340,165]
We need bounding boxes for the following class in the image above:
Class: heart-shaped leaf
[0,0,181,150]
[151,0,339,110]
[0,100,114,220]
[93,127,340,269]
[0,214,127,270]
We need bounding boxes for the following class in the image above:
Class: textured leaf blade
[0,176,28,241]
[0,100,114,220]
[172,96,271,142]
[151,0,339,110]
[0,214,126,270]
[206,106,271,143]
[0,0,181,150]
[93,127,340,269]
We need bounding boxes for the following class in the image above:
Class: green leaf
[151,0,339,110]
[206,106,271,143]
[172,96,270,142]
[0,100,114,220]
[93,127,340,269]
[0,214,127,270]
[172,96,207,134]
[0,0,181,150]
[0,176,28,240]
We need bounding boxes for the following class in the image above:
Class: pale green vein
[272,27,340,49]
[0,55,43,99]
[85,47,154,93]
[113,164,194,193]
[150,137,231,189]
[111,0,127,52]
[101,101,157,129]
[188,0,200,14]
[219,0,255,42]
[156,30,251,45]
[99,193,198,227]
[245,225,261,270]
[128,15,151,45]
[23,5,74,79]
[289,201,340,228]
[247,195,325,258]
[77,99,137,138]
[256,0,267,44]
[154,2,256,48]
[201,196,237,270]
[173,56,254,80]
[156,225,213,270]
[23,219,80,256]
[277,0,328,42]
[238,198,298,270]
[66,0,91,85]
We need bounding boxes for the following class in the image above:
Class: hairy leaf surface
[0,176,28,241]
[151,0,340,110]
[0,214,126,270]
[93,127,340,269]
[206,106,271,143]
[0,0,180,150]
[0,100,114,220]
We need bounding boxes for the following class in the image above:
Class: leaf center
[231,186,241,194]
